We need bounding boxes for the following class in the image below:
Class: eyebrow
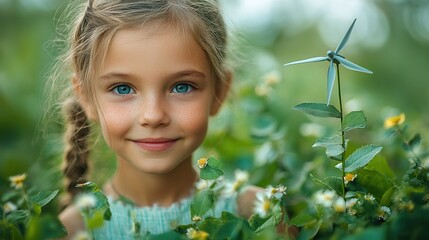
[98,69,207,81]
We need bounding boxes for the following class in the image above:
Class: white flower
[9,173,27,189]
[72,231,92,240]
[364,194,375,202]
[253,192,272,218]
[314,189,336,208]
[333,197,346,213]
[346,198,358,208]
[343,173,357,184]
[222,170,249,195]
[197,158,208,169]
[195,179,213,191]
[192,215,203,222]
[346,198,359,215]
[378,206,391,220]
[75,193,97,210]
[266,185,287,200]
[186,228,197,239]
[3,202,17,214]
[234,169,249,183]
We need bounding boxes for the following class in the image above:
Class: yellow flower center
[384,113,405,129]
[344,173,356,183]
[197,231,209,240]
[263,200,271,212]
[188,229,209,240]
[197,158,208,169]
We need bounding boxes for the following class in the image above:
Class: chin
[134,162,181,175]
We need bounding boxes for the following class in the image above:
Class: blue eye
[113,84,134,95]
[172,83,193,94]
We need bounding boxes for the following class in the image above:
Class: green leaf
[313,136,342,147]
[297,219,322,240]
[1,191,20,202]
[342,111,367,131]
[356,169,394,201]
[309,174,342,196]
[199,212,254,239]
[342,226,386,240]
[380,187,395,206]
[407,134,421,150]
[5,210,29,225]
[217,212,254,239]
[290,213,316,227]
[313,136,345,158]
[76,182,111,221]
[197,216,223,234]
[0,220,23,240]
[365,156,395,179]
[31,203,42,216]
[200,156,224,180]
[86,209,106,229]
[326,145,345,158]
[324,176,344,197]
[29,190,59,207]
[249,213,270,231]
[293,103,341,118]
[190,189,214,217]
[336,145,382,172]
[25,215,67,239]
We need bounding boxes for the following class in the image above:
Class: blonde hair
[51,0,230,204]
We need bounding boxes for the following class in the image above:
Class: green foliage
[337,145,383,173]
[38,156,289,239]
[342,111,367,132]
[284,18,429,240]
[2,2,429,239]
[0,176,65,239]
[199,156,224,180]
[190,190,215,218]
[293,103,341,118]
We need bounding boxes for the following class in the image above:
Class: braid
[61,99,91,205]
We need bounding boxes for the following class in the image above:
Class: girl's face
[90,25,224,175]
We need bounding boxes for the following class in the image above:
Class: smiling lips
[132,138,179,151]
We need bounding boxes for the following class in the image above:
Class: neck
[109,157,198,207]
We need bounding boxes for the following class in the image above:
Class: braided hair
[54,0,230,205]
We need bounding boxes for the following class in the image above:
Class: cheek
[96,104,133,144]
[176,101,210,137]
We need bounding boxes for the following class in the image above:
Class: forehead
[98,24,211,79]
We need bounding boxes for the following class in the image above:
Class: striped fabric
[92,194,237,239]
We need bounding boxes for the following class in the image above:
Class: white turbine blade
[335,19,357,54]
[284,56,329,66]
[335,56,373,74]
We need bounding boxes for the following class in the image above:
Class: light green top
[92,194,237,239]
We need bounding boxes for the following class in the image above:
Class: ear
[210,71,232,116]
[72,74,98,121]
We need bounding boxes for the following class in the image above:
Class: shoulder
[236,185,264,218]
[58,205,85,239]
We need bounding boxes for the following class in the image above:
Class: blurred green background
[1,0,429,204]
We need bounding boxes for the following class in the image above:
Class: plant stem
[336,63,346,199]
[396,126,421,165]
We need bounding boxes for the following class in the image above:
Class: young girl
[54,0,260,238]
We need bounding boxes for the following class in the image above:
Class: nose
[138,96,170,128]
